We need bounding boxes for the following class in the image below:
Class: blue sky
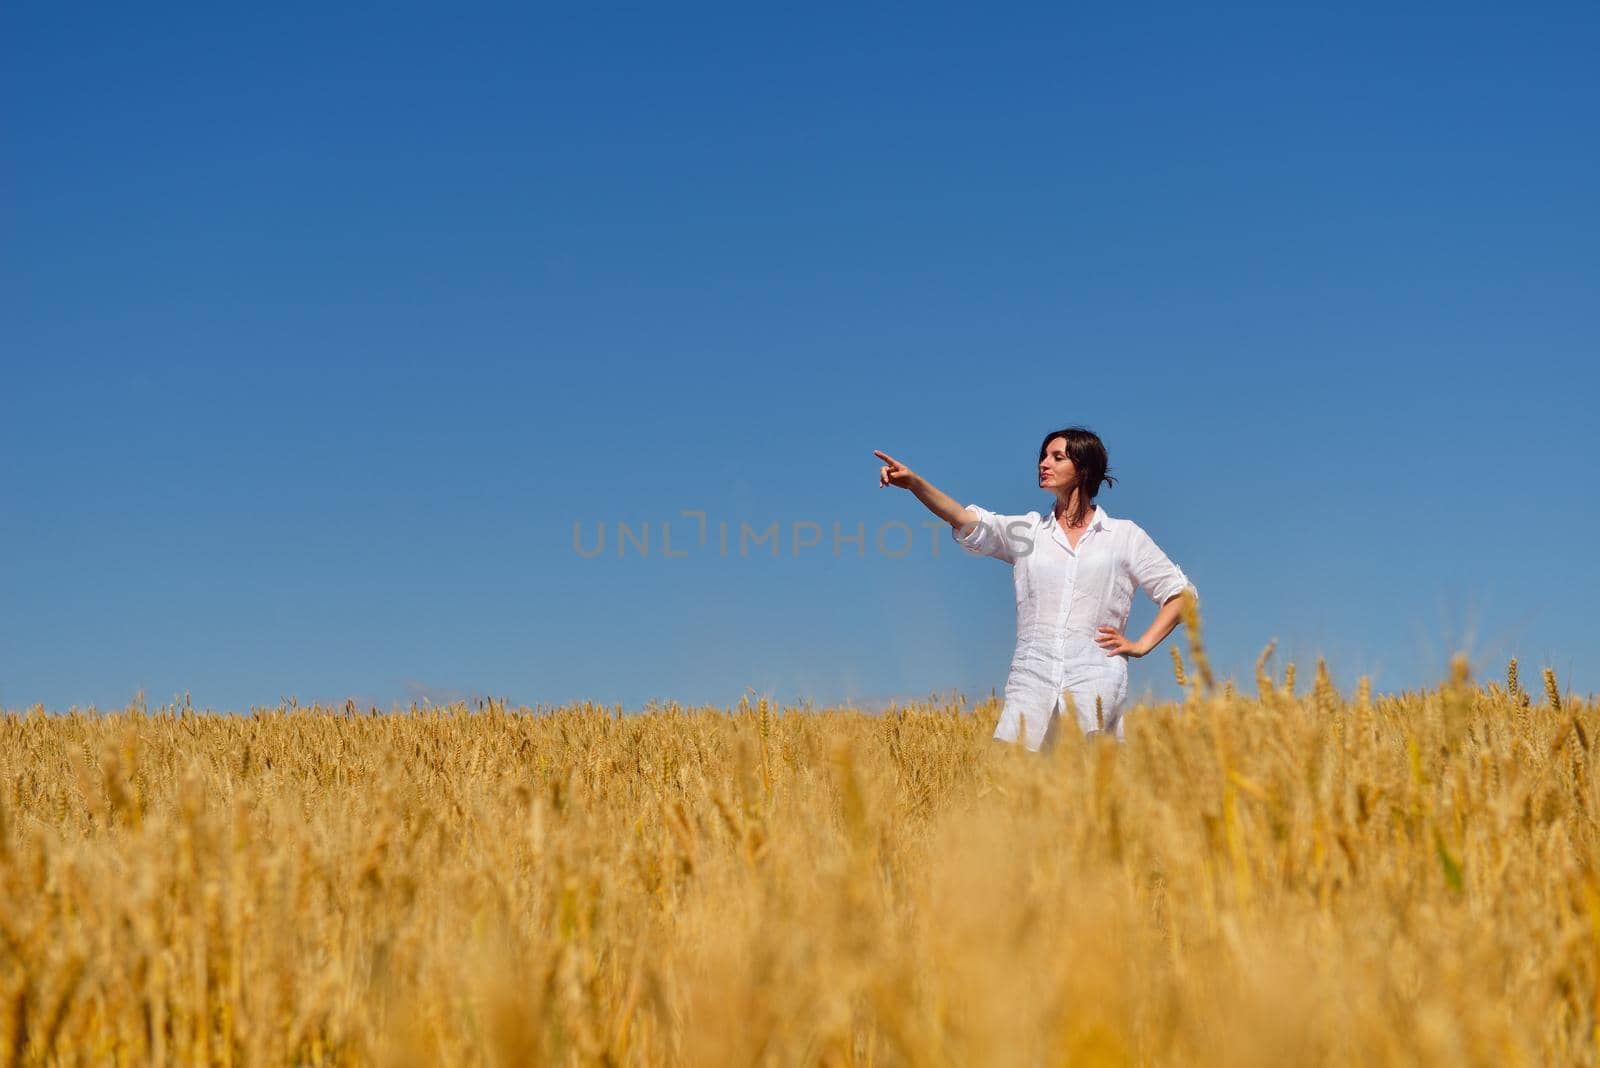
[4,3,1597,713]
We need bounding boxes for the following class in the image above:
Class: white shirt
[952,503,1195,748]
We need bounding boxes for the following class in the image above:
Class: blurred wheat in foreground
[1,660,1596,1066]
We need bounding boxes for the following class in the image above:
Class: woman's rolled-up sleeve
[1128,523,1196,606]
[950,505,1028,565]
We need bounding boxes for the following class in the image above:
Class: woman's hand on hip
[1096,626,1146,658]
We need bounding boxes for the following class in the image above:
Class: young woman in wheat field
[873,426,1196,749]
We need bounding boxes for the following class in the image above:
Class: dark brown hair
[1038,426,1116,527]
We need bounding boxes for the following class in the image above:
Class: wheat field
[0,648,1594,1066]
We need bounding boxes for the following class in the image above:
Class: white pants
[992,655,1130,751]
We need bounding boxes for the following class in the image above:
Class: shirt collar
[1039,505,1112,532]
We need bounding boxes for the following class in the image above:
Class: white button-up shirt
[953,503,1195,748]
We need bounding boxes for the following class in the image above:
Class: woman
[873,427,1196,748]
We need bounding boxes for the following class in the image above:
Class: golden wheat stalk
[1180,592,1215,693]
[1255,640,1277,702]
[1544,667,1563,713]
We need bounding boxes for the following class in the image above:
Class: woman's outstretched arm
[874,450,976,528]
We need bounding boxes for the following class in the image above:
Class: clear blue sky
[4,3,1597,713]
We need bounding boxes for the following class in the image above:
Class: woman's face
[1039,437,1077,491]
